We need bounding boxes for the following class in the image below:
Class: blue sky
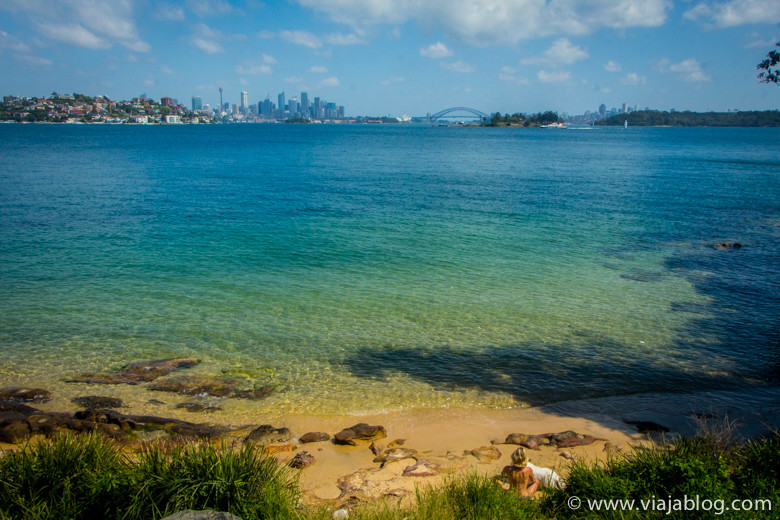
[0,0,778,116]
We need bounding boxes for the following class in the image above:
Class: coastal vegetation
[1,430,777,519]
[595,110,780,127]
[486,111,562,127]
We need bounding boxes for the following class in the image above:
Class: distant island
[596,110,780,127]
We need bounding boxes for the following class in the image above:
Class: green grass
[0,431,777,520]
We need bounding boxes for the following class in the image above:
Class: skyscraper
[288,97,298,116]
[300,92,309,116]
[192,96,202,112]
[278,92,285,112]
[240,91,248,115]
[218,87,223,114]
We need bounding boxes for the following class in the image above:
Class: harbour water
[0,124,778,420]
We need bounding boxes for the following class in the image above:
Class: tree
[757,41,780,84]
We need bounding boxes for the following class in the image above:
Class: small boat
[624,120,628,129]
[541,122,567,128]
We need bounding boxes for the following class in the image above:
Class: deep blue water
[0,124,778,415]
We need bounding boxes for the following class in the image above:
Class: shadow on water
[338,239,779,433]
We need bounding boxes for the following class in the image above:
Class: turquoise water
[0,124,778,417]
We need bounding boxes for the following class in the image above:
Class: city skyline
[0,1,778,117]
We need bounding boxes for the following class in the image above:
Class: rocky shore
[2,357,777,507]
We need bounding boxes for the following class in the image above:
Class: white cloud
[684,0,780,27]
[257,30,275,39]
[669,58,711,82]
[187,0,236,18]
[5,1,151,52]
[262,53,277,64]
[280,30,322,48]
[604,60,621,72]
[236,63,273,74]
[380,76,405,85]
[15,53,52,66]
[326,32,366,45]
[145,79,155,86]
[537,69,571,82]
[420,41,453,58]
[620,72,647,84]
[36,23,110,49]
[192,37,224,54]
[161,65,175,74]
[656,57,711,82]
[319,76,340,87]
[441,60,474,73]
[155,3,186,21]
[292,0,671,45]
[520,38,588,66]
[0,31,30,52]
[285,76,303,83]
[499,66,529,84]
[310,65,328,73]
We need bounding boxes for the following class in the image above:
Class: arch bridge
[430,107,489,122]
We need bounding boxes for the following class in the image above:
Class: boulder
[262,444,296,455]
[465,446,501,463]
[0,399,40,415]
[288,450,316,469]
[0,412,32,443]
[300,431,330,443]
[549,430,603,448]
[71,396,123,409]
[373,447,417,464]
[402,463,437,477]
[504,433,547,450]
[0,387,52,403]
[334,423,386,446]
[245,424,294,445]
[67,358,200,384]
[623,420,669,434]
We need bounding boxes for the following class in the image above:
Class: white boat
[541,122,566,128]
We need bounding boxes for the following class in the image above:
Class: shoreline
[4,384,777,504]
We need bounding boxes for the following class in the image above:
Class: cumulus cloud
[620,72,646,84]
[161,64,175,74]
[499,66,530,84]
[1,0,151,52]
[15,53,53,66]
[441,60,475,73]
[604,60,621,72]
[236,63,273,74]
[280,30,322,48]
[155,3,186,21]
[310,65,328,73]
[285,76,303,83]
[192,37,224,53]
[669,59,711,82]
[186,0,236,18]
[420,41,453,58]
[537,69,571,82]
[684,0,780,27]
[656,57,711,82]
[326,32,366,45]
[319,76,340,87]
[292,0,671,45]
[257,30,275,39]
[520,38,588,66]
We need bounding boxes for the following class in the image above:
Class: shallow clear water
[0,124,778,417]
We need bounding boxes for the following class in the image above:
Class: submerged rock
[148,376,273,400]
[623,420,670,434]
[713,242,742,250]
[0,400,40,415]
[245,424,294,445]
[67,358,200,384]
[299,431,331,443]
[71,396,123,409]
[334,423,387,446]
[0,387,52,403]
[175,402,222,413]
